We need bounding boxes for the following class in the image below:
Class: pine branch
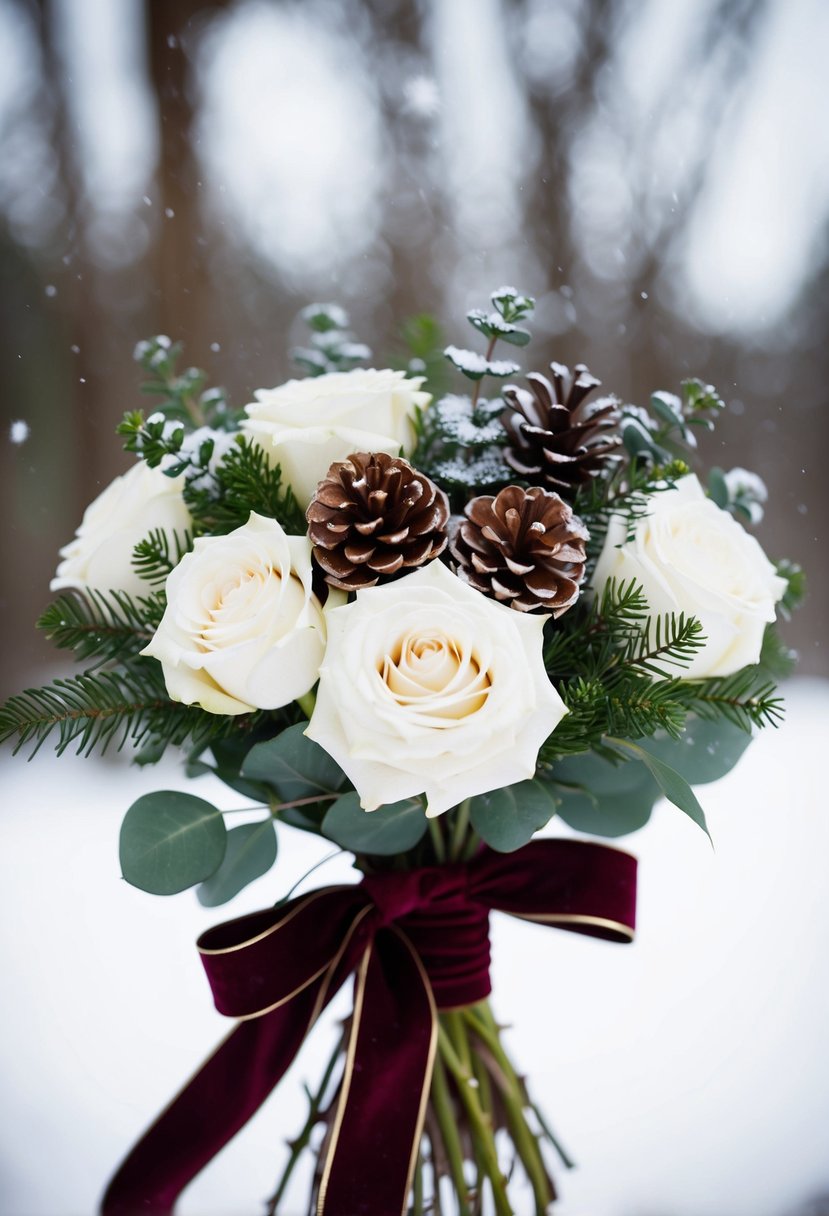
[681,670,785,731]
[611,612,706,679]
[0,661,262,759]
[184,437,305,535]
[37,590,163,667]
[132,527,192,585]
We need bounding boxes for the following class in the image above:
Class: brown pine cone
[449,485,588,615]
[307,452,450,591]
[501,361,621,495]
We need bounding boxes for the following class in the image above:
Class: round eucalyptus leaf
[120,791,227,896]
[637,717,752,786]
[470,779,557,853]
[197,820,277,907]
[322,793,427,856]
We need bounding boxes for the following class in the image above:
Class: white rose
[142,513,339,715]
[242,368,431,506]
[51,461,191,598]
[306,559,568,817]
[591,474,786,679]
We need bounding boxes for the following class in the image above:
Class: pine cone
[501,361,621,495]
[307,452,450,591]
[449,485,588,615]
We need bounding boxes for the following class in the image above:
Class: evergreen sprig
[132,335,236,430]
[292,304,371,377]
[611,612,706,679]
[37,590,162,667]
[183,437,305,535]
[0,662,254,759]
[574,459,691,560]
[132,528,193,586]
[681,669,785,731]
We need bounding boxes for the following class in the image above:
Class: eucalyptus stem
[470,335,498,410]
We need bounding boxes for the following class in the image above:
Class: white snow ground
[0,678,827,1216]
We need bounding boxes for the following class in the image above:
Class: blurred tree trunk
[146,0,230,353]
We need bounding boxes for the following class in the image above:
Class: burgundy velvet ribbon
[101,838,636,1216]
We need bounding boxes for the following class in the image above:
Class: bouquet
[1,289,802,1216]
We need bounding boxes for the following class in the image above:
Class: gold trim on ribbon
[235,903,375,1023]
[512,911,635,940]
[316,927,439,1216]
[391,926,438,1216]
[316,943,371,1216]
[197,887,354,956]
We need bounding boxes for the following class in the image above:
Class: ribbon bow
[102,838,636,1216]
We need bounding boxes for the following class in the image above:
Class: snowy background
[1,1,828,1213]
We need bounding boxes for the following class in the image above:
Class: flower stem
[465,1003,555,1215]
[438,1019,513,1216]
[470,335,498,410]
[449,799,472,862]
[431,1051,472,1215]
[296,690,316,719]
[428,816,447,863]
[265,1030,343,1215]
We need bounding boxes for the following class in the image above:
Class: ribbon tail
[101,978,324,1216]
[318,927,438,1216]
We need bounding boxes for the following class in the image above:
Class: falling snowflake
[9,420,30,444]
[402,75,441,118]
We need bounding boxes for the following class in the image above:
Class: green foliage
[411,392,512,499]
[681,667,784,731]
[183,436,305,536]
[119,790,227,895]
[196,819,278,906]
[444,345,521,382]
[635,715,752,786]
[612,612,706,680]
[775,559,806,620]
[36,590,161,667]
[0,661,265,760]
[616,377,724,473]
[757,624,797,680]
[606,737,712,840]
[322,793,427,855]
[540,577,783,778]
[292,303,371,377]
[393,313,450,394]
[575,457,690,558]
[241,724,349,829]
[551,753,658,838]
[132,335,236,430]
[132,528,193,586]
[469,780,557,852]
[442,287,533,407]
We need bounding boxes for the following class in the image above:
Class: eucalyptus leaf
[622,419,660,459]
[607,738,712,841]
[470,779,557,853]
[241,724,347,804]
[119,790,227,896]
[553,755,658,838]
[196,820,277,907]
[637,716,751,786]
[707,466,729,509]
[322,793,427,855]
